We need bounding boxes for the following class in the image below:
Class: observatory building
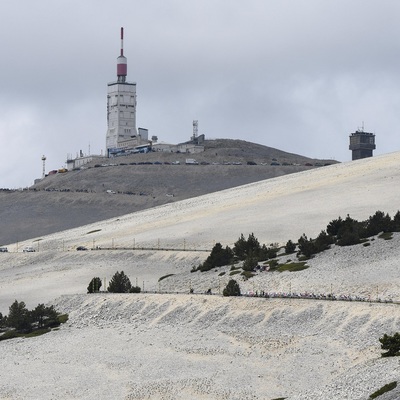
[106,28,146,155]
[349,127,376,160]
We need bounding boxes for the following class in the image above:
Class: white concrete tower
[106,27,137,154]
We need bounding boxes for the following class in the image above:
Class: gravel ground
[0,293,399,400]
[1,152,400,399]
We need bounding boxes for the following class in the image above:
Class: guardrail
[89,289,399,305]
[90,247,211,252]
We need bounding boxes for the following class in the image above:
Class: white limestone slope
[8,150,400,253]
[1,152,400,399]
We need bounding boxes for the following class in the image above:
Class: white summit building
[106,27,143,155]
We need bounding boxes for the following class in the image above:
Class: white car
[23,246,35,253]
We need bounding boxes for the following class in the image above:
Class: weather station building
[106,27,149,156]
[63,27,203,174]
[349,127,376,161]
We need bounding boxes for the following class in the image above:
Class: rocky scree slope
[0,139,335,245]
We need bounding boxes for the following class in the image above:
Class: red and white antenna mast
[120,27,124,56]
[117,27,127,82]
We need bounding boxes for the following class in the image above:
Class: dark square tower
[349,129,376,160]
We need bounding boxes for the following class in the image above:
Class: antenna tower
[41,155,46,179]
[193,120,198,139]
[117,27,127,83]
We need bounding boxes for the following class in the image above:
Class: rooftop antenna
[41,155,46,179]
[357,121,365,132]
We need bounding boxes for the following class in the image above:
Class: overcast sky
[1,0,400,188]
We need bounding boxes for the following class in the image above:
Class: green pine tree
[107,271,132,293]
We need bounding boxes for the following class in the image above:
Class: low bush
[266,259,279,270]
[229,270,241,276]
[379,332,400,357]
[158,274,175,282]
[57,314,69,324]
[369,381,397,399]
[24,328,51,338]
[277,262,308,273]
[86,229,102,234]
[378,232,393,240]
[241,271,255,280]
[129,286,141,293]
[0,330,20,341]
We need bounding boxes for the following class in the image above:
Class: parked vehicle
[76,246,88,251]
[23,246,35,252]
[0,247,8,252]
[185,158,199,165]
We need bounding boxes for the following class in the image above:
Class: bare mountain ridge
[0,139,335,245]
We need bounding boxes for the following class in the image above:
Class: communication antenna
[41,155,46,179]
[117,27,127,83]
[193,120,198,139]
